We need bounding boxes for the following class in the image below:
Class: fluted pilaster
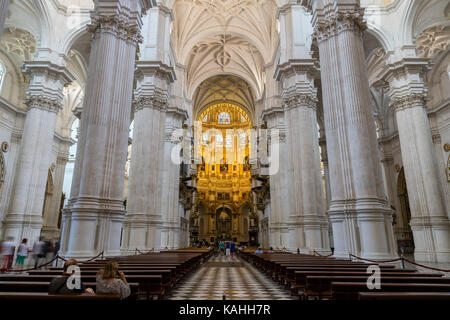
[0,0,10,42]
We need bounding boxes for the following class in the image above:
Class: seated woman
[96,261,130,300]
[48,259,94,294]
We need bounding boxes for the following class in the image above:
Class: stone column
[262,107,290,249]
[384,56,450,263]
[0,131,22,233]
[308,0,397,259]
[63,0,153,258]
[160,107,187,249]
[121,62,174,254]
[276,60,331,254]
[0,0,10,41]
[41,142,71,240]
[3,53,73,244]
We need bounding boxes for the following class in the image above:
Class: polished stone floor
[167,254,294,300]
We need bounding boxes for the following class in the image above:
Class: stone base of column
[121,214,162,254]
[2,214,43,244]
[161,223,181,250]
[62,197,125,259]
[269,224,289,250]
[329,202,398,260]
[411,216,450,263]
[288,215,331,254]
[40,226,61,240]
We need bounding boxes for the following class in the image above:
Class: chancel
[0,0,449,302]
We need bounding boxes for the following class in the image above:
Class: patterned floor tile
[166,254,295,300]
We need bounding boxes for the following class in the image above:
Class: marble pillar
[309,0,397,259]
[276,60,331,254]
[160,107,187,250]
[41,144,71,240]
[262,107,290,249]
[3,54,73,244]
[121,62,174,254]
[0,0,10,41]
[63,0,153,258]
[384,57,450,263]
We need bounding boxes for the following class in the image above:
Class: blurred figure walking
[0,237,15,272]
[16,238,30,270]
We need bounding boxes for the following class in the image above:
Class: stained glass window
[241,115,246,122]
[216,134,223,146]
[240,133,247,146]
[203,115,208,122]
[218,112,230,124]
[0,62,5,91]
[202,133,208,145]
[225,135,232,148]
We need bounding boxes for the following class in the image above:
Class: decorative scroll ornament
[447,155,450,182]
[3,28,36,61]
[0,141,8,186]
[416,25,450,58]
[1,142,9,153]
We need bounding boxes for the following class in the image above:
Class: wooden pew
[332,282,450,300]
[0,275,163,299]
[29,269,176,294]
[305,275,449,299]
[291,270,441,292]
[0,281,139,299]
[358,292,450,300]
[0,292,121,300]
[284,266,406,289]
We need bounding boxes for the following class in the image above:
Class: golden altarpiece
[188,103,260,244]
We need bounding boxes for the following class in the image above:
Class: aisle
[168,254,294,300]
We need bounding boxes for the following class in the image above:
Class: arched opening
[397,167,415,255]
[193,99,256,245]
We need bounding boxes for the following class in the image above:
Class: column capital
[135,61,176,83]
[87,0,155,44]
[275,60,319,111]
[133,92,168,112]
[312,3,367,42]
[390,93,428,112]
[275,59,319,81]
[283,92,318,111]
[380,56,431,112]
[133,61,175,112]
[22,60,74,113]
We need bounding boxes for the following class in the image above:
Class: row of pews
[239,251,450,300]
[0,248,214,300]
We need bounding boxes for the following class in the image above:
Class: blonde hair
[102,262,119,279]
